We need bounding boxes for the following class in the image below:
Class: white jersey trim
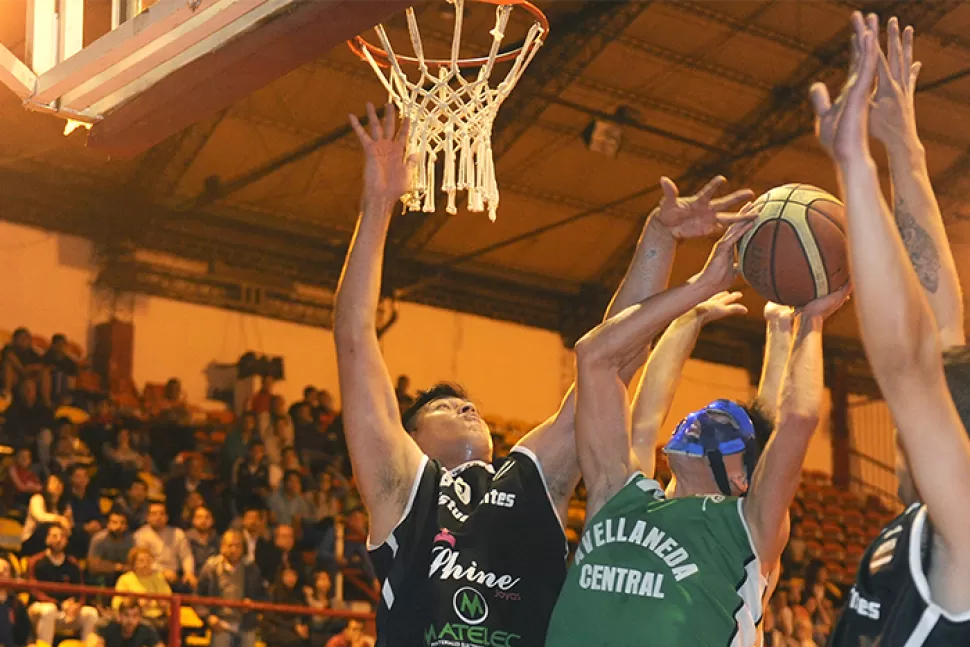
[733,498,767,647]
[908,505,970,623]
[509,445,568,542]
[367,454,430,552]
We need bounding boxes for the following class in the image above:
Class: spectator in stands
[223,413,257,481]
[180,491,206,529]
[21,472,72,556]
[240,506,268,566]
[394,374,413,412]
[87,510,134,587]
[97,598,164,647]
[65,464,102,559]
[187,506,220,570]
[6,446,42,508]
[1,328,46,400]
[306,470,342,529]
[233,439,271,512]
[289,386,318,421]
[43,334,78,406]
[325,619,373,647]
[291,402,318,459]
[114,478,149,529]
[256,524,300,588]
[27,523,99,647]
[782,524,809,581]
[156,378,190,424]
[195,529,265,647]
[3,378,53,455]
[316,389,336,422]
[0,559,30,647]
[317,508,377,601]
[792,609,816,647]
[81,397,115,465]
[803,559,842,607]
[305,570,339,644]
[133,501,196,591]
[261,566,310,647]
[136,453,165,501]
[113,546,172,636]
[165,453,214,522]
[105,428,142,482]
[250,375,275,415]
[269,470,314,532]
[770,587,795,639]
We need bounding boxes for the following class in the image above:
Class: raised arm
[334,103,423,546]
[813,12,970,609]
[871,18,964,347]
[744,287,848,568]
[518,177,753,517]
[574,222,754,517]
[754,304,796,423]
[630,291,747,477]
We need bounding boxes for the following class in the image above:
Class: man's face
[71,467,89,490]
[129,482,147,505]
[411,397,492,460]
[46,527,67,553]
[107,513,128,536]
[345,620,363,641]
[249,444,265,463]
[347,511,368,536]
[275,525,295,551]
[119,606,141,635]
[193,507,214,533]
[285,474,302,495]
[13,331,30,349]
[221,534,244,564]
[148,504,168,530]
[242,510,263,534]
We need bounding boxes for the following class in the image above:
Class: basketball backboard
[0,0,416,157]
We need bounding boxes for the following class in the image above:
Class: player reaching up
[334,102,754,647]
[545,209,848,647]
[811,13,970,646]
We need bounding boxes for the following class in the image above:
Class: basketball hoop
[348,0,549,221]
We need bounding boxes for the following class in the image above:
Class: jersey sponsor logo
[453,587,489,625]
[441,472,473,505]
[429,547,521,591]
[572,517,698,582]
[578,564,666,598]
[848,587,881,620]
[424,623,520,647]
[480,490,516,508]
[439,493,470,523]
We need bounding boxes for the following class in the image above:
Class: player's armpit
[515,388,578,523]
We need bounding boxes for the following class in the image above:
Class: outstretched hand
[870,16,921,148]
[764,302,795,325]
[696,291,748,324]
[349,102,415,204]
[654,175,755,240]
[798,282,852,320]
[693,202,760,294]
[810,12,879,163]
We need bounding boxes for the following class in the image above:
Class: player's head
[895,345,970,505]
[401,382,492,465]
[663,399,760,498]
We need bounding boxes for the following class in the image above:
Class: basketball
[737,184,849,307]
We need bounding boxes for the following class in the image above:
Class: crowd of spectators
[0,326,388,647]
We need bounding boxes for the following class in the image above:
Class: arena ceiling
[2,0,970,388]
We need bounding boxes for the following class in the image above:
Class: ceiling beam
[393,1,652,253]
[597,0,958,287]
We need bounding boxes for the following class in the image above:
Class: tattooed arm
[872,18,964,347]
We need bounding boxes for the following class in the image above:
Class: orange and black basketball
[737,184,849,307]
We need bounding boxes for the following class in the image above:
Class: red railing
[0,577,376,647]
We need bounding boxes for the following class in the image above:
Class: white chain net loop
[359,0,546,221]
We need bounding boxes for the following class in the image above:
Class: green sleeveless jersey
[546,473,765,647]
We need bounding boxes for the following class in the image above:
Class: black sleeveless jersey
[369,447,568,647]
[829,503,922,647]
[830,504,970,647]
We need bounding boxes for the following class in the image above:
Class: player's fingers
[866,13,880,47]
[903,26,915,89]
[349,114,371,145]
[850,11,866,48]
[875,43,893,91]
[659,176,679,201]
[719,291,745,305]
[848,32,877,105]
[697,175,727,201]
[809,83,832,117]
[910,61,922,91]
[721,220,756,248]
[725,304,748,317]
[888,17,903,83]
[395,117,411,145]
[383,103,396,139]
[711,188,756,212]
[366,102,383,140]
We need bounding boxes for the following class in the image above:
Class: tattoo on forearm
[894,197,941,294]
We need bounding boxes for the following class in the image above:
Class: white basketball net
[358,0,546,221]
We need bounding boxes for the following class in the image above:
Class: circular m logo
[453,586,488,625]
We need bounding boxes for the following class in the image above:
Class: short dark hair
[401,382,469,433]
[742,401,775,456]
[51,334,66,345]
[67,464,88,477]
[304,386,317,398]
[117,597,141,613]
[943,345,970,438]
[283,469,303,485]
